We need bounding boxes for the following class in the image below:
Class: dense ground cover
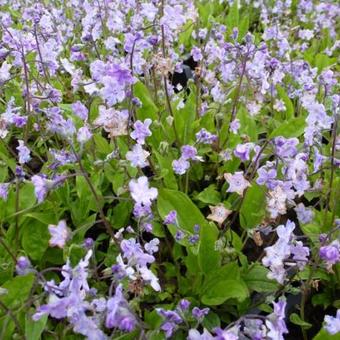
[0,0,339,339]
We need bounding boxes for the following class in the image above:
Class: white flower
[126,144,150,168]
[129,176,158,206]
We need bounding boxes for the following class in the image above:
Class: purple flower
[320,241,340,267]
[120,238,155,267]
[126,144,150,168]
[72,101,88,120]
[172,157,190,175]
[234,143,254,161]
[31,175,49,203]
[130,119,152,145]
[188,328,214,340]
[157,308,183,338]
[129,176,158,206]
[105,284,137,332]
[230,119,240,134]
[294,203,314,224]
[192,307,210,320]
[48,220,70,248]
[77,126,92,144]
[224,171,251,196]
[83,238,94,249]
[195,128,217,144]
[0,183,9,201]
[274,137,299,158]
[164,210,177,225]
[324,310,340,335]
[256,166,277,188]
[175,230,185,241]
[178,299,191,311]
[16,140,31,164]
[181,145,198,160]
[266,298,288,340]
[16,256,32,275]
[191,47,203,62]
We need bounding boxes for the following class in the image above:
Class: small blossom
[164,210,177,225]
[224,171,251,196]
[130,119,152,145]
[129,176,158,206]
[0,183,9,201]
[16,256,32,276]
[77,126,92,144]
[207,204,232,226]
[324,310,340,335]
[16,140,31,164]
[172,157,190,175]
[126,144,150,168]
[48,220,70,248]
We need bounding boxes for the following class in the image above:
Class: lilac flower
[224,171,251,196]
[188,328,214,340]
[83,238,94,249]
[172,157,190,175]
[126,144,150,168]
[230,119,240,134]
[130,119,152,145]
[0,61,11,83]
[234,143,254,161]
[262,220,309,283]
[16,140,31,164]
[181,145,198,161]
[77,126,92,144]
[195,128,217,144]
[0,183,9,201]
[105,284,137,332]
[157,308,183,338]
[192,307,210,320]
[191,47,203,62]
[164,210,177,225]
[145,238,160,254]
[16,256,33,276]
[214,327,239,340]
[319,240,340,268]
[48,220,70,248]
[175,230,185,241]
[274,137,299,158]
[178,299,191,311]
[256,166,277,189]
[31,175,49,203]
[324,310,340,335]
[33,251,106,339]
[128,176,158,206]
[294,203,314,224]
[72,101,88,120]
[266,298,288,340]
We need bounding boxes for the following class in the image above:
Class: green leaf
[270,117,306,138]
[242,264,278,293]
[157,188,205,235]
[134,82,158,121]
[196,185,220,205]
[201,279,248,306]
[25,315,48,340]
[289,313,312,329]
[226,0,239,31]
[22,220,50,261]
[313,329,340,340]
[198,222,221,274]
[0,273,35,312]
[276,85,294,119]
[173,86,196,145]
[240,184,266,229]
